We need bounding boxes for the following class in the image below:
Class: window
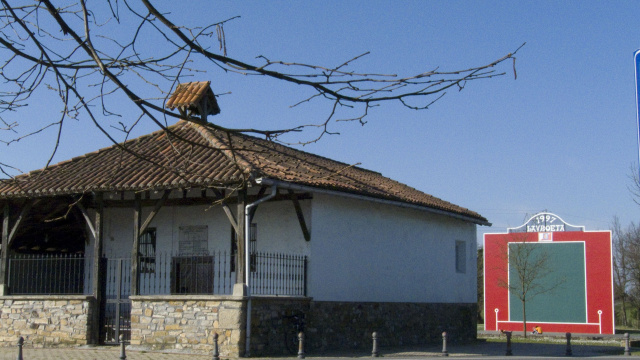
[455,240,466,274]
[139,228,156,273]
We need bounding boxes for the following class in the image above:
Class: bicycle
[283,313,305,355]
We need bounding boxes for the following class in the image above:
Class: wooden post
[235,189,246,285]
[91,193,104,344]
[0,203,9,296]
[130,193,141,296]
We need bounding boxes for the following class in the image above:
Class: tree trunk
[522,299,527,338]
[621,295,628,327]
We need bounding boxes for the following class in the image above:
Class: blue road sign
[635,50,640,174]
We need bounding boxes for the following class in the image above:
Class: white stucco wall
[307,193,477,304]
[93,189,477,304]
[100,192,311,259]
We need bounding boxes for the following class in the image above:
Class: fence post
[565,332,572,356]
[625,332,631,356]
[303,256,308,296]
[441,331,448,356]
[372,332,379,357]
[119,334,126,360]
[16,336,23,360]
[297,332,305,359]
[212,333,219,360]
[505,331,512,356]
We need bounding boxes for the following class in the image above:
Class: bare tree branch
[0,0,523,178]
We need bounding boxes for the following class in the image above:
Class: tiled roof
[0,121,488,224]
[165,81,220,116]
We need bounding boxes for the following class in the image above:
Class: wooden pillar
[130,193,141,296]
[91,193,104,344]
[235,189,246,285]
[0,203,9,296]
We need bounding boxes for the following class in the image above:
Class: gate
[101,257,131,344]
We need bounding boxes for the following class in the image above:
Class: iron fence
[139,251,234,295]
[250,252,307,296]
[5,251,306,297]
[7,253,92,295]
[139,251,307,296]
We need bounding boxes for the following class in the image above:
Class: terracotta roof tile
[166,81,220,116]
[0,121,487,224]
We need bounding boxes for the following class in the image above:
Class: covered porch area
[0,182,311,355]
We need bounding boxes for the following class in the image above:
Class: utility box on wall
[483,212,614,334]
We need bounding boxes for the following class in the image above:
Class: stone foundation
[0,295,475,356]
[249,297,311,355]
[130,295,246,357]
[249,298,476,356]
[0,296,94,347]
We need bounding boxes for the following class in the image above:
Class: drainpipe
[244,180,278,356]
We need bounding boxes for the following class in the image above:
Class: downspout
[244,180,278,356]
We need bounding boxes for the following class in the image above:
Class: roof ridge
[184,121,258,178]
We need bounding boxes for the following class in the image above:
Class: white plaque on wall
[178,225,208,255]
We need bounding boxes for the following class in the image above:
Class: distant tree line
[611,215,640,328]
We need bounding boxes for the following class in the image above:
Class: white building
[0,83,488,355]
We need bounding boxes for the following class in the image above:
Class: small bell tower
[165,81,220,123]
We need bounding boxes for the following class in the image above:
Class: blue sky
[3,1,640,243]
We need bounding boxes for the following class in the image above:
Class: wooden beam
[76,201,97,241]
[210,188,239,235]
[91,193,104,345]
[7,199,36,246]
[288,190,311,242]
[139,190,171,235]
[0,203,9,295]
[130,193,142,296]
[235,189,246,285]
[101,192,311,208]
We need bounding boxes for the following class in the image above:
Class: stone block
[218,309,241,329]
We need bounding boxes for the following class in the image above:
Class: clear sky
[3,1,640,244]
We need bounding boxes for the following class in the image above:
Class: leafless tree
[0,1,523,178]
[612,216,632,326]
[497,233,565,338]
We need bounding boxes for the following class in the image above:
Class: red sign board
[483,213,614,334]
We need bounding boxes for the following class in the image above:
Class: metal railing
[139,251,234,295]
[251,252,307,296]
[139,251,307,296]
[5,251,306,297]
[7,253,92,295]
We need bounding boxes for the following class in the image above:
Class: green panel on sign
[508,242,586,323]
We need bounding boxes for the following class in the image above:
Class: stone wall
[130,295,246,357]
[306,301,477,350]
[249,297,311,355]
[249,298,476,356]
[0,296,93,347]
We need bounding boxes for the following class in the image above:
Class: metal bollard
[505,331,512,356]
[565,332,572,356]
[119,334,126,360]
[441,331,449,356]
[625,332,631,356]
[212,333,220,360]
[297,331,305,359]
[16,337,24,360]
[372,332,379,357]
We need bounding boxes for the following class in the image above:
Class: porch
[3,251,306,346]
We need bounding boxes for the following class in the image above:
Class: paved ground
[0,341,636,360]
